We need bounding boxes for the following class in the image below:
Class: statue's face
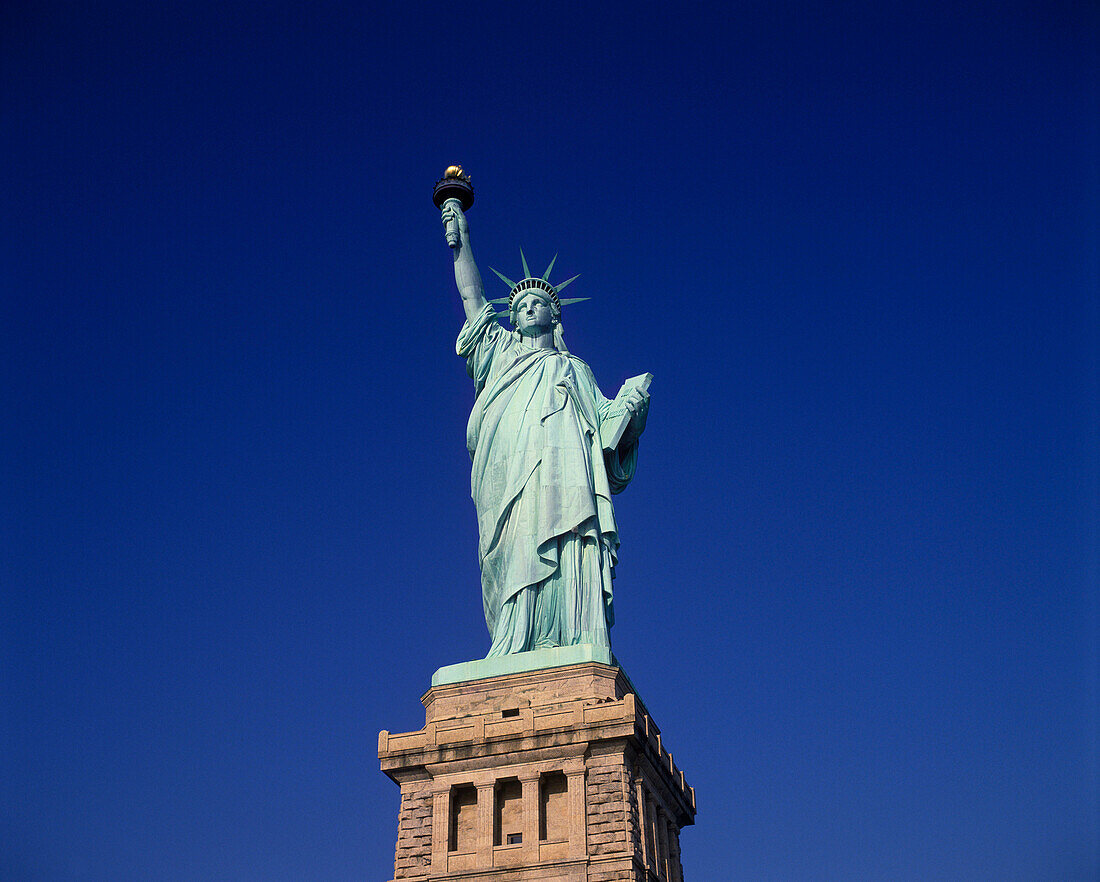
[514,292,555,336]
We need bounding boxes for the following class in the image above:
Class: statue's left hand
[620,387,650,446]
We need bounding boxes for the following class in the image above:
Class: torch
[432,166,475,248]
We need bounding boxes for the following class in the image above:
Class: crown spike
[542,253,558,281]
[489,267,516,289]
[553,273,580,294]
[520,249,532,280]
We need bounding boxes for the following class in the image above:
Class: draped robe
[457,304,638,657]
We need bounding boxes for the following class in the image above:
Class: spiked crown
[487,251,589,325]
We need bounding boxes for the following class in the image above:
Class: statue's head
[488,253,589,353]
[488,252,587,326]
[508,278,562,329]
[512,289,560,337]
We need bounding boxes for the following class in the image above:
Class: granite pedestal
[379,651,695,881]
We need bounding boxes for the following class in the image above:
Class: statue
[437,168,650,658]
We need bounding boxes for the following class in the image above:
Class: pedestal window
[493,778,523,846]
[448,784,477,853]
[539,771,569,842]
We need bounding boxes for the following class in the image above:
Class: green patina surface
[440,196,651,663]
[431,644,616,687]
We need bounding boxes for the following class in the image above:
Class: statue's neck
[518,329,555,350]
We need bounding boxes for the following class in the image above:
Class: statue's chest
[496,348,573,387]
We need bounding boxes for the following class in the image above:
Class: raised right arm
[441,203,487,323]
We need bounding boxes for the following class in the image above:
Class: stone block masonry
[378,659,695,882]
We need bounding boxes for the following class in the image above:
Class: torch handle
[442,197,462,249]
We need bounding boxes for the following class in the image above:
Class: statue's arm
[441,204,487,323]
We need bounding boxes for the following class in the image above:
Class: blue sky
[2,1,1097,879]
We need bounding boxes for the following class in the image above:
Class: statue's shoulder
[565,354,600,388]
[458,305,509,354]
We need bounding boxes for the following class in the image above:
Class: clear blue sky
[2,1,1096,879]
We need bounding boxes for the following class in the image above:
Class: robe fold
[456,304,638,657]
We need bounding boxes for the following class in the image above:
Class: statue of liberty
[440,175,650,659]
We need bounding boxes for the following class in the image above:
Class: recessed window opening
[501,708,520,718]
[539,771,568,841]
[493,778,522,847]
[449,784,477,852]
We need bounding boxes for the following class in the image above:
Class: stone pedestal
[378,655,695,882]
